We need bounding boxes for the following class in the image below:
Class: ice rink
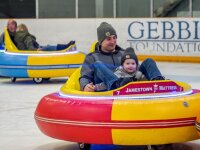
[0,62,200,150]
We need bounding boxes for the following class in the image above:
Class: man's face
[101,35,117,52]
[7,20,17,33]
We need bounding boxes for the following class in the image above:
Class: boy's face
[123,59,137,73]
[101,35,117,52]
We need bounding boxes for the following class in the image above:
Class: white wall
[0,18,200,57]
[0,18,130,53]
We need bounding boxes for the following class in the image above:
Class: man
[80,22,124,92]
[0,19,17,45]
[79,22,164,92]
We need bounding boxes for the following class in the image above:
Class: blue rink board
[90,144,146,150]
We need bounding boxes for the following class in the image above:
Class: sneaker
[69,40,75,45]
[57,41,76,50]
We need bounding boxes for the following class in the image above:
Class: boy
[94,47,147,91]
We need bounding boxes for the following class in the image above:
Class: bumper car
[35,68,200,149]
[0,29,85,83]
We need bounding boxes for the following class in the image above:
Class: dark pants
[93,58,163,90]
[139,58,163,80]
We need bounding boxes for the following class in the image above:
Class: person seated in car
[14,23,75,51]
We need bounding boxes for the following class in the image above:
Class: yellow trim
[61,68,81,91]
[138,55,200,63]
[112,127,198,145]
[89,41,98,53]
[28,69,76,78]
[27,52,85,65]
[4,28,18,51]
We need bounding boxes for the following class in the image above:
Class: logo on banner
[127,19,200,55]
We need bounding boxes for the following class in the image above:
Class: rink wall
[0,18,200,63]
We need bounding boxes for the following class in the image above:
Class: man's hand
[84,83,95,92]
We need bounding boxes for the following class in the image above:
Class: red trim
[35,115,195,143]
[35,115,195,129]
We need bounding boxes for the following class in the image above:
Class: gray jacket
[79,43,124,90]
[114,66,146,81]
[14,30,39,50]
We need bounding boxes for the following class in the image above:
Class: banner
[127,18,200,56]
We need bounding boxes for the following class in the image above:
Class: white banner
[127,18,200,56]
